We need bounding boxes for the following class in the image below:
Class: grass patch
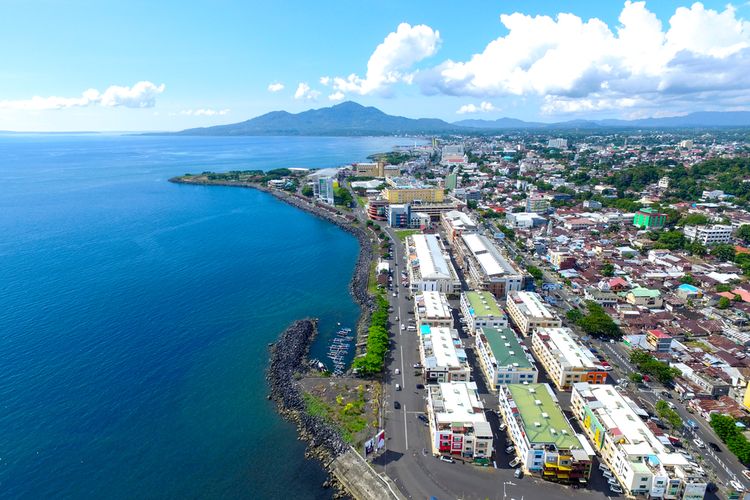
[302,387,370,445]
[685,340,712,353]
[367,259,379,295]
[356,195,367,208]
[394,229,420,241]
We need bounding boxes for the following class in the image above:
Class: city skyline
[2,0,750,131]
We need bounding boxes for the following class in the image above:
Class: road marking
[400,345,405,386]
[404,403,409,450]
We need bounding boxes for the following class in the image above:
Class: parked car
[413,363,421,369]
[394,401,401,409]
[392,292,397,297]
[693,438,705,449]
[439,456,454,463]
[509,457,521,468]
[417,414,428,423]
[505,446,515,454]
[514,468,524,479]
[401,324,406,331]
[661,390,673,399]
[498,423,507,432]
[599,463,611,472]
[602,470,613,479]
[609,484,623,494]
[416,383,425,390]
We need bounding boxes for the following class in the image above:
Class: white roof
[538,328,599,369]
[418,291,452,319]
[425,327,462,368]
[431,382,487,425]
[413,234,452,280]
[510,291,556,320]
[461,233,518,278]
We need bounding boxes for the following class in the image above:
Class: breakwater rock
[268,319,348,461]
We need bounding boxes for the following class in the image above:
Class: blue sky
[1,0,749,131]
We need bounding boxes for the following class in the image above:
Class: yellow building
[743,382,750,410]
[383,187,444,203]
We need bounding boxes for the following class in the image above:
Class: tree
[655,401,683,429]
[677,213,710,226]
[527,266,543,280]
[600,263,615,277]
[301,185,313,197]
[334,186,353,207]
[629,372,643,383]
[737,224,750,244]
[566,309,584,323]
[712,244,736,262]
[717,296,731,309]
[467,200,479,210]
[680,274,696,285]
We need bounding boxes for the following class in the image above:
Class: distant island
[147,101,750,137]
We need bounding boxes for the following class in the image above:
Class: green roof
[629,287,661,297]
[507,383,581,449]
[465,291,504,318]
[482,327,533,369]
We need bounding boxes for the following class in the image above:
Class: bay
[0,135,415,499]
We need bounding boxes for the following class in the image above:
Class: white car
[609,484,623,494]
[498,423,507,431]
[599,463,611,472]
[602,470,613,479]
[400,324,406,331]
[693,438,705,449]
[439,455,454,463]
[509,457,521,468]
[730,480,744,492]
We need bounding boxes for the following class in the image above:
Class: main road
[361,215,620,500]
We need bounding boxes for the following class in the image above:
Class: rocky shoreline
[267,319,349,496]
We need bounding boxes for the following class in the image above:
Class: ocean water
[0,135,415,499]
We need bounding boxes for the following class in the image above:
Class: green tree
[629,372,643,383]
[737,224,750,244]
[718,296,731,309]
[680,274,696,285]
[566,309,583,323]
[301,185,313,197]
[655,401,683,429]
[712,244,736,262]
[600,263,615,277]
[527,266,543,280]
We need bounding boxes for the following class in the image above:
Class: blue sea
[0,135,415,499]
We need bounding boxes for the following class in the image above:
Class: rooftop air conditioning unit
[541,412,549,418]
[529,388,536,393]
[535,400,542,405]
[534,421,541,427]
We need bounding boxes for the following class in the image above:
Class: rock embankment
[268,318,348,460]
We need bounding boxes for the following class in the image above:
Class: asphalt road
[366,219,624,500]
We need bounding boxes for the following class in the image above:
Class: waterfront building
[312,175,335,205]
[418,326,471,383]
[499,383,593,483]
[387,203,410,228]
[683,224,733,246]
[406,234,461,295]
[427,381,493,462]
[383,177,444,204]
[633,208,667,229]
[476,327,537,391]
[456,233,524,299]
[571,383,708,499]
[414,291,453,328]
[365,198,388,221]
[352,161,399,178]
[506,291,561,336]
[441,210,477,244]
[459,291,507,334]
[531,327,607,391]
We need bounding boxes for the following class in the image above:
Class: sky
[2,0,750,131]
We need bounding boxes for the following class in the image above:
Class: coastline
[169,176,388,498]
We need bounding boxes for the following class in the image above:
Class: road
[365,217,621,500]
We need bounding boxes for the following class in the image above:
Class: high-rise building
[633,208,667,229]
[548,138,568,149]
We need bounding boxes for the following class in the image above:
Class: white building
[572,383,708,499]
[459,291,508,334]
[458,233,524,299]
[440,144,467,165]
[683,224,733,246]
[548,138,568,149]
[441,210,477,244]
[414,291,453,328]
[506,212,547,229]
[419,326,471,383]
[312,175,335,204]
[427,382,493,461]
[475,327,537,391]
[499,383,593,483]
[407,234,461,295]
[531,328,607,391]
[506,291,561,336]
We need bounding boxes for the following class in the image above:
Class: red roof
[647,329,671,339]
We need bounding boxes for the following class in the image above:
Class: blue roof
[420,324,431,335]
[678,283,700,292]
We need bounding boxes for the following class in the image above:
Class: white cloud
[413,1,750,115]
[294,82,320,100]
[332,23,440,95]
[0,81,165,110]
[328,91,345,101]
[456,101,498,114]
[267,82,285,92]
[319,76,331,86]
[180,108,230,116]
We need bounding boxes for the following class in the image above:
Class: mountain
[454,111,750,129]
[453,117,545,129]
[170,101,462,136]
[161,104,750,136]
